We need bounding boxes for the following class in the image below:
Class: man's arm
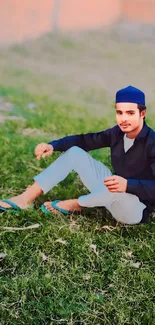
[127,178,155,200]
[49,127,115,152]
[126,143,155,201]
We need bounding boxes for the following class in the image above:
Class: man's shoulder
[144,124,155,153]
[103,124,120,132]
[146,124,155,142]
[107,124,122,136]
[103,125,122,146]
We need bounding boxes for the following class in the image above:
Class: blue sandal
[41,200,70,216]
[0,199,21,213]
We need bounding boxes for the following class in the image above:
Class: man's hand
[34,143,54,160]
[104,175,127,192]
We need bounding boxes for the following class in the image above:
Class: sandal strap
[0,207,8,211]
[41,203,52,216]
[2,200,21,211]
[51,200,69,215]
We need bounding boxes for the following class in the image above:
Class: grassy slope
[0,29,155,117]
[0,30,155,324]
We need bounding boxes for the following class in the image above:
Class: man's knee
[67,146,86,156]
[65,146,88,172]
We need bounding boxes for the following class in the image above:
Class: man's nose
[121,118,128,125]
[121,115,128,122]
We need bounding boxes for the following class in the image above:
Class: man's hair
[137,104,146,120]
[137,104,146,112]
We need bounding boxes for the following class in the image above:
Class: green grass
[1,29,155,117]
[0,86,155,325]
[0,26,155,325]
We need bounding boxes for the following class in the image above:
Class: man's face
[116,102,146,134]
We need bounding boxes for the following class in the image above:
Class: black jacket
[50,122,155,215]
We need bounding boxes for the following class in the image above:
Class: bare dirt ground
[0,97,25,123]
[0,22,155,119]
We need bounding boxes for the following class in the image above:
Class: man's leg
[0,182,43,209]
[34,146,112,193]
[36,146,112,213]
[107,192,146,224]
[0,146,112,211]
[78,185,146,224]
[0,145,145,222]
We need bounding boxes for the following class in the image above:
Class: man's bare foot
[44,199,83,215]
[0,194,31,210]
[0,182,43,210]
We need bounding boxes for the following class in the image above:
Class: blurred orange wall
[123,0,155,24]
[0,0,155,45]
[57,0,122,30]
[0,0,54,45]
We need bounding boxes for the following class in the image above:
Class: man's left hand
[104,175,127,192]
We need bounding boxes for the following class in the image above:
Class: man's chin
[120,125,131,131]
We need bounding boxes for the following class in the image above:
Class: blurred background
[0,4,155,324]
[0,0,155,122]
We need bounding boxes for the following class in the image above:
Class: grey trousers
[34,146,146,224]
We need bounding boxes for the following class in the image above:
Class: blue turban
[116,86,145,105]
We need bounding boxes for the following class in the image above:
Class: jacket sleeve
[49,127,113,152]
[126,143,155,200]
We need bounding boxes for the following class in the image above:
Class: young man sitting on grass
[0,85,155,224]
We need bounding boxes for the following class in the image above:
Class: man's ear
[140,110,146,119]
